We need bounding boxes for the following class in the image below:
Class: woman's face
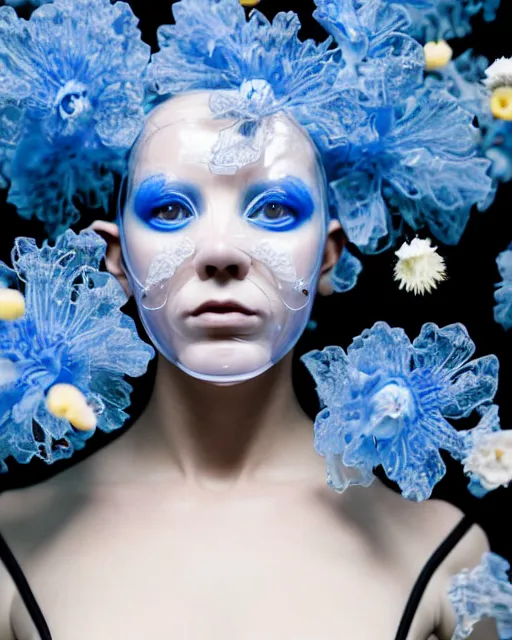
[120,92,330,384]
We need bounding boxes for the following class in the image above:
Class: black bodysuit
[0,515,473,640]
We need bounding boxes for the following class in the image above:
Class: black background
[0,0,511,561]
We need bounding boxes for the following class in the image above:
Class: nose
[193,239,251,281]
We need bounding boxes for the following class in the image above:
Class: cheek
[288,218,327,277]
[122,212,197,290]
[122,214,159,278]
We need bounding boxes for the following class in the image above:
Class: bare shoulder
[366,484,497,639]
[374,485,489,582]
[0,477,79,640]
[370,482,471,548]
[0,485,49,640]
[384,489,497,640]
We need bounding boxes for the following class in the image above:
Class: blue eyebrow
[133,174,203,220]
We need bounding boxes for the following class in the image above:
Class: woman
[0,0,508,637]
[0,88,499,639]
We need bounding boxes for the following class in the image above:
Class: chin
[176,339,274,384]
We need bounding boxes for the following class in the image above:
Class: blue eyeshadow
[242,177,316,232]
[132,174,202,231]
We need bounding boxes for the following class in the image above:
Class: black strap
[0,531,52,640]
[394,514,473,640]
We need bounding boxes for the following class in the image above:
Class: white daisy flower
[394,238,446,295]
[463,430,512,492]
[484,57,512,90]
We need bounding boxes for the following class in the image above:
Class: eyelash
[134,185,311,233]
[151,201,194,221]
[245,195,304,231]
[144,196,197,231]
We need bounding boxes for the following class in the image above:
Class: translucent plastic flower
[448,552,512,640]
[147,0,343,158]
[313,0,424,76]
[394,237,446,295]
[494,243,512,330]
[403,0,501,43]
[0,0,150,234]
[0,101,23,189]
[0,229,155,471]
[301,322,499,501]
[426,50,512,185]
[5,0,50,7]
[330,248,363,293]
[425,50,492,126]
[312,0,426,112]
[7,136,125,234]
[328,88,493,252]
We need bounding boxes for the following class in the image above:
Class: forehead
[129,91,323,190]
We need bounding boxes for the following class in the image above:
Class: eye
[132,176,202,232]
[150,202,194,223]
[247,200,299,230]
[255,203,296,220]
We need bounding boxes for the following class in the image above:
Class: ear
[318,219,345,296]
[88,220,132,297]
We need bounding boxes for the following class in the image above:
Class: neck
[109,352,319,490]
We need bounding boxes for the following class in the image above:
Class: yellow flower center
[491,87,512,121]
[46,383,97,431]
[495,448,505,461]
[240,0,260,5]
[424,41,453,71]
[0,289,25,321]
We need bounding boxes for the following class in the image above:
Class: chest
[10,488,434,640]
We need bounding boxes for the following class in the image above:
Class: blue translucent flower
[301,322,499,501]
[0,229,155,472]
[495,243,512,331]
[330,247,363,293]
[484,122,512,183]
[7,135,125,234]
[313,0,425,96]
[0,0,150,235]
[448,552,512,640]
[147,0,343,153]
[0,101,23,190]
[4,0,51,7]
[425,51,492,126]
[328,88,494,252]
[402,0,501,42]
[426,50,512,185]
[313,4,495,254]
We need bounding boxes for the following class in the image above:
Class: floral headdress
[0,0,507,287]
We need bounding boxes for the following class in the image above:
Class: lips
[191,300,256,317]
[186,299,261,334]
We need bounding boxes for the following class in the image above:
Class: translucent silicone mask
[119,98,328,383]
